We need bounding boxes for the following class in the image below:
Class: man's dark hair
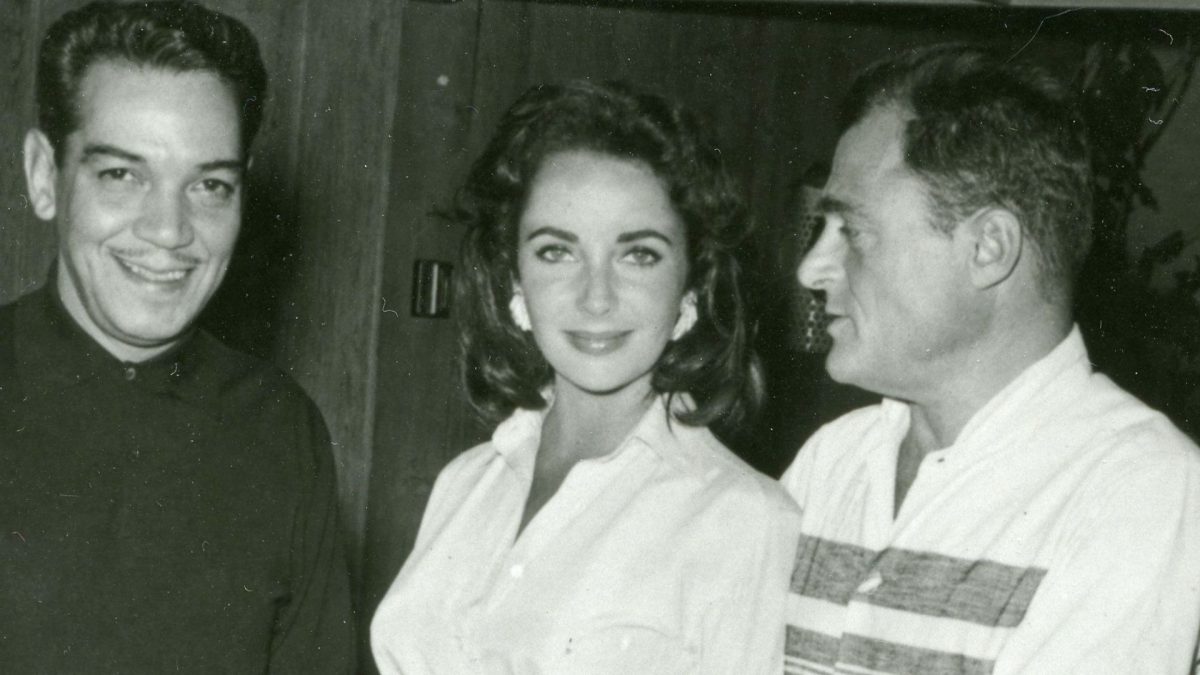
[37,0,267,160]
[841,44,1093,302]
[454,79,762,429]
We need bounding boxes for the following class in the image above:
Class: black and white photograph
[3,0,1200,673]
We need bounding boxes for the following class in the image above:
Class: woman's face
[516,149,690,399]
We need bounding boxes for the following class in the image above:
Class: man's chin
[105,313,197,350]
[824,348,864,386]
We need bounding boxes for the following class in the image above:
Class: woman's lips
[565,330,631,355]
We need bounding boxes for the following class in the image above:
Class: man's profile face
[796,104,980,398]
[27,60,244,363]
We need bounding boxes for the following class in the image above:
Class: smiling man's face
[26,60,244,362]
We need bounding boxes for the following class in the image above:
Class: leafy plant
[1075,36,1200,439]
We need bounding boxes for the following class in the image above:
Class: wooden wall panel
[364,0,488,626]
[200,0,310,360]
[1,1,56,304]
[277,0,404,592]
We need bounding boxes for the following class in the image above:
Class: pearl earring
[672,293,698,340]
[509,291,532,331]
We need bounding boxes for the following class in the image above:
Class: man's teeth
[120,259,188,282]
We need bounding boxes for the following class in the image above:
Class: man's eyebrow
[81,143,144,164]
[617,229,673,245]
[816,194,855,215]
[199,159,246,173]
[80,144,245,173]
[524,226,577,242]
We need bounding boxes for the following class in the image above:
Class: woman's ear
[671,291,698,340]
[508,283,532,332]
[967,207,1022,290]
[24,129,58,222]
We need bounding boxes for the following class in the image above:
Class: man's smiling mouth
[115,257,191,283]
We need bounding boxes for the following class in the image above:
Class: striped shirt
[781,327,1200,675]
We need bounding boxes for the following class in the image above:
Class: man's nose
[797,223,842,292]
[134,189,194,249]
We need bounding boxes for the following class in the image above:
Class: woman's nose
[578,263,616,316]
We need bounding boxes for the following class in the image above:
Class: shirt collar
[886,325,1092,453]
[490,393,685,468]
[955,325,1090,446]
[13,281,219,402]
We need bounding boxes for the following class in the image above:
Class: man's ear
[967,207,1022,290]
[24,129,58,222]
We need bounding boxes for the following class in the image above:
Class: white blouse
[371,396,801,674]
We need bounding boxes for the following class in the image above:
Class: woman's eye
[535,245,573,263]
[623,247,662,266]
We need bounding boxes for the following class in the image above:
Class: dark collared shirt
[0,284,355,673]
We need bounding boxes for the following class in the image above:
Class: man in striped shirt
[782,44,1200,674]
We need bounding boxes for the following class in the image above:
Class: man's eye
[98,168,134,182]
[95,167,143,193]
[535,245,573,262]
[839,225,861,241]
[192,178,237,205]
[622,247,662,266]
[199,179,234,198]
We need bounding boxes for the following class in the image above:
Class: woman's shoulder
[659,422,798,516]
[647,423,801,580]
[438,438,503,480]
[438,407,542,480]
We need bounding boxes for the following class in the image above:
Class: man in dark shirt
[0,2,355,671]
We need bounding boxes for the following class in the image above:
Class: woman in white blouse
[371,80,801,674]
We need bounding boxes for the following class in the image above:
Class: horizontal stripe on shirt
[787,601,1015,662]
[790,534,1046,626]
[790,534,876,603]
[786,626,839,668]
[787,534,1047,673]
[840,634,995,675]
[786,629,996,675]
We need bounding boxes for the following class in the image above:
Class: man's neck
[908,315,1071,450]
[894,315,1072,515]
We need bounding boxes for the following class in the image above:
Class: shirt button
[856,571,883,595]
[124,366,137,381]
[509,564,524,579]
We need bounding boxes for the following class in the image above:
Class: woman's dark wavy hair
[455,80,762,430]
[37,0,267,162]
[840,44,1092,304]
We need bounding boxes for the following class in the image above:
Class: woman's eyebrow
[523,226,674,245]
[523,226,577,242]
[617,229,672,245]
